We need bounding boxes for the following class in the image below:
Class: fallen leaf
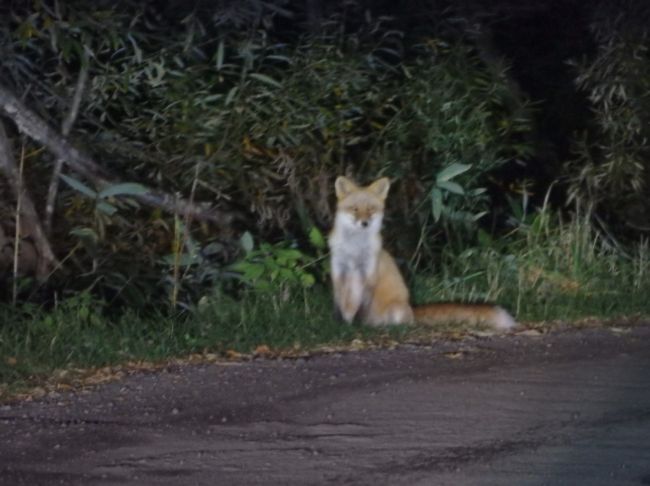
[350,339,365,350]
[254,345,271,357]
[225,349,242,360]
[516,329,543,337]
[609,327,630,334]
[471,330,496,338]
[54,369,69,379]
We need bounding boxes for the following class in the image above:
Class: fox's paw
[492,307,517,331]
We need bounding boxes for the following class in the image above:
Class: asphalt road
[1,325,649,485]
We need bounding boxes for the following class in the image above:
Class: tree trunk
[0,122,57,280]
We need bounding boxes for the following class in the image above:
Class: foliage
[385,40,533,219]
[0,288,393,390]
[567,2,650,230]
[5,206,650,390]
[228,231,318,291]
[0,1,535,302]
[1,2,650,392]
[412,202,650,322]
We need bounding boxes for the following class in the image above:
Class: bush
[0,4,534,303]
[567,2,650,232]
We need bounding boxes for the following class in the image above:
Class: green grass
[0,289,405,390]
[412,211,650,322]
[2,211,650,392]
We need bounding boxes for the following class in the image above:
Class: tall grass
[0,288,400,390]
[2,207,650,391]
[412,207,650,322]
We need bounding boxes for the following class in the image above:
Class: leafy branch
[0,83,238,228]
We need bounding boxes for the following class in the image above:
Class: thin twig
[45,52,89,235]
[12,142,25,305]
[171,211,181,308]
[0,121,57,280]
[172,160,203,307]
[181,161,203,279]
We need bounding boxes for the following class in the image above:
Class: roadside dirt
[1,324,650,485]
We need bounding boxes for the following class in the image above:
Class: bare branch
[0,121,57,280]
[0,83,110,183]
[45,54,90,235]
[0,83,237,228]
[12,142,25,303]
[61,56,89,137]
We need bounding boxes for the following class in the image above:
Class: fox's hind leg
[364,300,414,326]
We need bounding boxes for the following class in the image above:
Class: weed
[2,208,650,391]
[0,288,387,389]
[411,208,650,322]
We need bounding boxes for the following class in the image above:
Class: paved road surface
[1,325,649,485]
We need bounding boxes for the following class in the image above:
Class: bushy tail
[413,303,517,331]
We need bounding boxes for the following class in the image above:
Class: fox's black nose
[361,221,368,228]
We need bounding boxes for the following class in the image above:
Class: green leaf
[60,174,97,198]
[276,248,303,263]
[162,253,200,267]
[244,264,265,281]
[215,40,225,71]
[472,211,488,221]
[70,227,98,244]
[128,34,142,63]
[98,183,149,199]
[477,229,493,247]
[96,201,117,215]
[249,73,282,88]
[278,268,294,281]
[300,273,316,288]
[308,226,326,250]
[266,54,292,64]
[431,187,443,222]
[436,163,472,183]
[202,242,224,256]
[437,180,464,195]
[225,86,238,106]
[240,231,254,253]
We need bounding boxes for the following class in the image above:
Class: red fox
[328,176,516,330]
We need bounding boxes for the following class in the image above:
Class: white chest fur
[329,214,382,281]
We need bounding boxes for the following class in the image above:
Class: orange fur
[413,303,516,330]
[328,176,516,330]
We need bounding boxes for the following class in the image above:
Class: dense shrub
[0,2,534,304]
[567,1,650,232]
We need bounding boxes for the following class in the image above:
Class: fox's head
[334,176,390,232]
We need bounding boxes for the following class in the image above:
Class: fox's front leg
[332,271,364,323]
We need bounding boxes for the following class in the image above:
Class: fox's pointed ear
[367,177,391,201]
[335,176,358,200]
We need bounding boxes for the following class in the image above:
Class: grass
[2,210,650,393]
[0,288,406,392]
[412,210,650,322]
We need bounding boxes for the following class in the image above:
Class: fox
[328,176,516,330]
